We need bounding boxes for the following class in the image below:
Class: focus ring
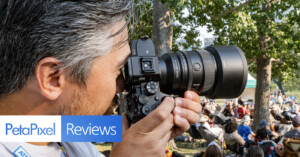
[196,50,216,94]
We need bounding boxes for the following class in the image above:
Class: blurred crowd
[174,92,300,157]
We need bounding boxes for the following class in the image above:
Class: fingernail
[175,98,183,106]
[174,107,182,115]
[187,92,194,99]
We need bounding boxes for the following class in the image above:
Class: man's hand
[110,91,201,157]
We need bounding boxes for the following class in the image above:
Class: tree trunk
[253,56,272,131]
[252,0,273,131]
[152,0,173,56]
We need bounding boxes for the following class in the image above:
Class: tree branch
[213,0,253,20]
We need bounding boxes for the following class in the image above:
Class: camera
[123,37,248,123]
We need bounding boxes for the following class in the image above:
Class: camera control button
[138,95,149,105]
[145,81,159,95]
[193,63,201,71]
[142,106,152,115]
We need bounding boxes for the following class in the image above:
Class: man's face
[62,20,130,115]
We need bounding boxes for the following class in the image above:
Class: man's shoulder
[284,129,300,138]
[0,142,63,157]
[0,143,14,157]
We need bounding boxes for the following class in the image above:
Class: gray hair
[0,0,134,96]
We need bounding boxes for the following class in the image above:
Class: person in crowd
[246,146,264,157]
[213,105,231,125]
[284,114,300,138]
[270,105,282,121]
[256,129,278,157]
[257,119,279,140]
[292,105,299,114]
[224,121,245,154]
[205,100,216,113]
[202,102,211,116]
[237,103,246,119]
[223,104,233,117]
[238,116,256,147]
[198,115,223,142]
[278,93,284,109]
[233,104,239,118]
[282,106,295,121]
[276,118,293,137]
[276,115,300,157]
[208,114,217,128]
[195,141,222,157]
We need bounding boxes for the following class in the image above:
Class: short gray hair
[0,0,134,96]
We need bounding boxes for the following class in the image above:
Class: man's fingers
[152,114,174,139]
[136,97,175,133]
[172,115,190,138]
[175,97,202,113]
[173,107,200,124]
[184,91,200,103]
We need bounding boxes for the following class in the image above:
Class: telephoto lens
[159,46,248,99]
[123,38,248,122]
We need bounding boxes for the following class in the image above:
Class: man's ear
[35,57,65,100]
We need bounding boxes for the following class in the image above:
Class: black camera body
[124,37,167,123]
[124,37,248,123]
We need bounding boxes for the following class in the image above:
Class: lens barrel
[159,46,248,99]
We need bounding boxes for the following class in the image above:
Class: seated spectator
[246,146,264,157]
[238,116,256,147]
[277,118,293,137]
[237,104,245,119]
[224,122,245,154]
[270,105,282,121]
[257,119,279,140]
[282,106,294,121]
[198,115,220,143]
[208,114,217,128]
[284,114,300,138]
[243,103,250,116]
[213,106,231,125]
[292,105,299,114]
[256,128,278,157]
[223,104,233,117]
[202,102,211,116]
[233,104,239,118]
[204,141,222,157]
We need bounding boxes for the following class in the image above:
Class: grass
[285,91,300,99]
[94,141,234,157]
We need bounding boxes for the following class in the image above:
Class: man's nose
[116,73,125,93]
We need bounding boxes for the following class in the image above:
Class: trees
[183,0,300,130]
[132,0,299,130]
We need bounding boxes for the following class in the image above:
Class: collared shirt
[0,142,105,157]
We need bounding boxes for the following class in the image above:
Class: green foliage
[130,0,202,51]
[130,0,299,82]
[184,0,300,82]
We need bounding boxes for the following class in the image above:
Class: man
[213,105,231,124]
[276,114,300,157]
[284,114,300,138]
[0,1,201,156]
[237,115,255,147]
[257,119,279,140]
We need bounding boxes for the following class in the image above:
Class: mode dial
[145,81,159,95]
